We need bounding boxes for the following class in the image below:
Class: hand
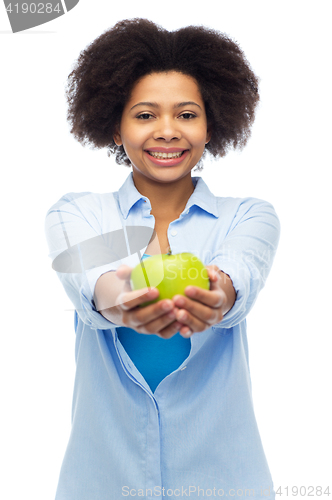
[112,265,186,339]
[171,265,234,338]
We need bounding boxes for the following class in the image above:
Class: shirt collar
[118,171,219,219]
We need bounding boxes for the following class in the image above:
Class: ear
[205,125,212,145]
[113,126,122,146]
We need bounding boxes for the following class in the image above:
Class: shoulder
[45,190,119,217]
[211,195,281,246]
[215,194,279,224]
[195,177,279,223]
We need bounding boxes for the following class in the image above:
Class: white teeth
[148,151,184,159]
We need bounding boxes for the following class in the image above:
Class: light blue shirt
[45,172,280,500]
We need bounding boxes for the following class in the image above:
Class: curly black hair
[66,18,259,171]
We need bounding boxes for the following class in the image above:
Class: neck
[132,169,195,219]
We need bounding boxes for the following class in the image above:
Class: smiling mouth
[146,150,188,159]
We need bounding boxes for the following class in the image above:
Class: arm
[212,198,281,329]
[44,192,123,330]
[170,198,280,336]
[45,192,189,336]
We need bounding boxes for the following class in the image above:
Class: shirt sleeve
[209,198,281,329]
[44,192,128,330]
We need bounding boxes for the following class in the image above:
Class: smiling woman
[112,71,211,201]
[45,17,280,500]
[66,18,259,169]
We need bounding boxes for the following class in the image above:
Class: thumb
[206,265,220,290]
[116,265,133,281]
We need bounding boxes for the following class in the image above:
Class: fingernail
[177,310,187,320]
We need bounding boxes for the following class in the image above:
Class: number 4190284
[275,486,330,496]
[6,3,61,14]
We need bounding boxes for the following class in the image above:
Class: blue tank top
[116,254,191,392]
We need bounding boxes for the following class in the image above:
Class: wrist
[218,270,236,315]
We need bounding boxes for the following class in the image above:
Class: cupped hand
[114,265,186,339]
[170,265,229,338]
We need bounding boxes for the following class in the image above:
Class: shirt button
[170,230,177,236]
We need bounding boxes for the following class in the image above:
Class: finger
[157,320,186,339]
[143,305,185,339]
[176,284,225,309]
[178,325,192,338]
[127,301,182,334]
[115,265,135,294]
[206,265,223,286]
[177,306,224,338]
[174,307,209,336]
[116,265,133,281]
[116,287,159,310]
[172,292,225,329]
[206,264,219,275]
[206,266,233,295]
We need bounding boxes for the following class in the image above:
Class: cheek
[190,120,208,140]
[191,128,209,149]
[122,127,147,151]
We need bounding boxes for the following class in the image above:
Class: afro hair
[66,18,259,170]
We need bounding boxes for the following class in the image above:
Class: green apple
[130,252,210,307]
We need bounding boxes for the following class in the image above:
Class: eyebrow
[129,101,202,111]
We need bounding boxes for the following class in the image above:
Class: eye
[137,113,154,120]
[179,112,196,120]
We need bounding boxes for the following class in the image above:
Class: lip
[144,149,189,167]
[145,147,188,153]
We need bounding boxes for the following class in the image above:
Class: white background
[1,1,331,498]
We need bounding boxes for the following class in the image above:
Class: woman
[45,18,280,499]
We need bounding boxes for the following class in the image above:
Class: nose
[153,116,181,142]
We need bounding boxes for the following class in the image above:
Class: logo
[3,0,79,33]
[52,226,156,274]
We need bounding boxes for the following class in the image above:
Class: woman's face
[114,71,211,185]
